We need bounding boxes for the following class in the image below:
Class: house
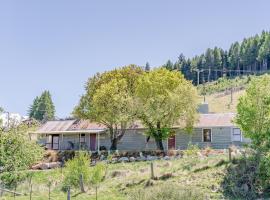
[31,112,250,152]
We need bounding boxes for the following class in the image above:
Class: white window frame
[231,127,242,142]
[202,128,212,142]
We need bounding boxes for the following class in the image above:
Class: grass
[199,89,245,113]
[1,154,230,200]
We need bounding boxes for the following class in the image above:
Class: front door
[90,134,96,151]
[168,135,176,150]
[52,135,59,150]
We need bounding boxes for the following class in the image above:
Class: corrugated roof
[35,113,236,134]
[36,120,76,133]
[196,113,235,127]
[69,120,106,130]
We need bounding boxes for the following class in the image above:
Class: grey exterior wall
[37,126,250,151]
[99,130,167,151]
[175,127,250,149]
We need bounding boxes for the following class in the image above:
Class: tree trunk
[155,138,164,151]
[109,124,126,151]
[155,122,164,151]
[110,138,118,151]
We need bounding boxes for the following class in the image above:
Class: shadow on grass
[193,159,228,173]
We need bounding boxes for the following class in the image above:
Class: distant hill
[162,30,270,85]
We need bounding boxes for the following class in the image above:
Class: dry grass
[199,89,245,113]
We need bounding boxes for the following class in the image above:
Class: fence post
[13,184,17,200]
[96,186,98,200]
[79,174,85,193]
[229,147,232,162]
[67,186,70,200]
[29,184,32,200]
[48,181,51,200]
[150,162,154,179]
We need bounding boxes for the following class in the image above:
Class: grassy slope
[3,155,229,200]
[199,89,245,113]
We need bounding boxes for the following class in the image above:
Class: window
[80,134,86,143]
[203,129,212,142]
[46,135,52,149]
[232,128,242,142]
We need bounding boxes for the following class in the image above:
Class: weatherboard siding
[99,130,167,151]
[37,127,250,151]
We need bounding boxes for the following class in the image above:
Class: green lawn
[1,154,231,200]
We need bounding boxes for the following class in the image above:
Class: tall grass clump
[128,184,204,200]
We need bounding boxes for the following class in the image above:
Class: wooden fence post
[79,174,85,193]
[96,186,98,200]
[67,186,70,200]
[48,182,51,200]
[229,147,232,162]
[29,184,32,200]
[150,162,154,179]
[13,184,17,200]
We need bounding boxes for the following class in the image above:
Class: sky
[0,0,270,118]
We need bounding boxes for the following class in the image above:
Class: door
[90,134,96,151]
[52,135,59,150]
[168,135,176,150]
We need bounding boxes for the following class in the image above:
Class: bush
[62,151,91,191]
[128,184,204,200]
[222,151,270,199]
[0,126,43,187]
[185,143,200,156]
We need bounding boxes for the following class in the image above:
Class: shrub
[128,184,204,200]
[0,126,43,187]
[185,143,200,156]
[62,151,91,192]
[222,152,270,199]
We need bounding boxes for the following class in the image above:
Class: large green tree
[236,75,270,150]
[28,91,55,121]
[135,68,198,150]
[74,65,144,150]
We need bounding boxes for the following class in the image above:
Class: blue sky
[0,0,270,117]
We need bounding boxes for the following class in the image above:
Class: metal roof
[35,120,77,133]
[35,113,236,134]
[196,113,235,127]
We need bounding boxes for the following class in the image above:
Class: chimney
[197,103,209,114]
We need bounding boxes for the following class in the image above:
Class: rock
[163,156,170,160]
[32,162,61,170]
[147,156,158,161]
[47,162,61,169]
[136,156,146,161]
[118,157,129,162]
[129,157,136,162]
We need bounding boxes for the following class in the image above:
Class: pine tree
[145,62,150,71]
[28,96,40,119]
[28,91,55,121]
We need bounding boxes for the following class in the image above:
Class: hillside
[199,89,245,113]
[197,75,252,113]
